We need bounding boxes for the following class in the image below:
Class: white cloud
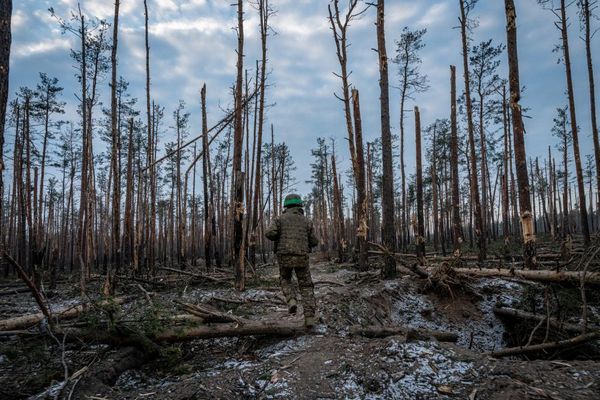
[14,38,71,58]
[12,9,27,31]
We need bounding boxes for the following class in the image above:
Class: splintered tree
[351,89,368,269]
[249,0,272,269]
[393,27,428,250]
[233,0,245,291]
[376,0,397,279]
[505,0,536,268]
[328,0,369,269]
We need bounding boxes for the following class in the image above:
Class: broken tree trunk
[66,319,306,344]
[351,325,458,342]
[0,297,128,331]
[488,331,600,358]
[424,266,600,285]
[493,306,596,334]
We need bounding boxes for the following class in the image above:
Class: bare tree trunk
[505,0,536,268]
[250,0,269,269]
[0,0,11,252]
[110,0,120,278]
[376,0,396,279]
[450,65,463,255]
[144,0,156,275]
[233,0,245,291]
[415,107,425,263]
[502,86,510,246]
[351,89,368,270]
[331,153,345,262]
[558,0,590,245]
[459,0,485,262]
[431,122,440,253]
[583,0,599,236]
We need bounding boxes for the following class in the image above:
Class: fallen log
[424,267,600,285]
[174,300,243,323]
[159,266,230,283]
[0,297,128,331]
[493,307,598,334]
[0,287,31,296]
[487,331,600,358]
[350,325,458,342]
[65,319,306,345]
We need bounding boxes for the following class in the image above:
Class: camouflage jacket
[265,207,319,255]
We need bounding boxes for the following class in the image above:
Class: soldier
[266,193,319,328]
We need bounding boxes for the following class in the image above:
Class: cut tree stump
[350,325,458,342]
[424,267,600,285]
[0,297,128,331]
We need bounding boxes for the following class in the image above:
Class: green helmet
[284,193,303,208]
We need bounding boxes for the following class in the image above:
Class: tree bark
[450,65,463,255]
[352,89,368,270]
[376,0,396,279]
[505,0,536,268]
[233,0,245,291]
[415,106,425,262]
[459,0,485,262]
[558,0,590,245]
[0,0,11,250]
[110,0,121,276]
[582,0,600,235]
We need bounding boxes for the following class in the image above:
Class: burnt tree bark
[450,65,463,255]
[459,0,485,262]
[352,89,368,270]
[415,107,425,263]
[376,0,397,279]
[233,0,245,291]
[110,0,120,276]
[505,0,536,268]
[0,0,10,249]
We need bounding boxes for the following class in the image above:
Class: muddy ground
[1,257,599,399]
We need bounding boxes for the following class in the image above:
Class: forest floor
[1,248,600,399]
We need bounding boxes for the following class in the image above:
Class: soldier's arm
[308,221,319,248]
[265,217,280,241]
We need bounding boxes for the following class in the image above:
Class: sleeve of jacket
[265,217,280,241]
[308,221,319,248]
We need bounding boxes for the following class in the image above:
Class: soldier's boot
[279,266,296,311]
[296,266,317,328]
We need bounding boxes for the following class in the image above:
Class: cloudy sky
[8,0,599,194]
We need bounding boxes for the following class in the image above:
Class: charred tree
[450,65,463,256]
[0,0,10,248]
[233,0,245,291]
[376,0,397,279]
[415,107,425,263]
[110,0,121,274]
[459,0,485,262]
[505,0,536,268]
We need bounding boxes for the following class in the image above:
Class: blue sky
[8,0,599,195]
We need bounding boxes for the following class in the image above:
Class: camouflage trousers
[277,254,316,318]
